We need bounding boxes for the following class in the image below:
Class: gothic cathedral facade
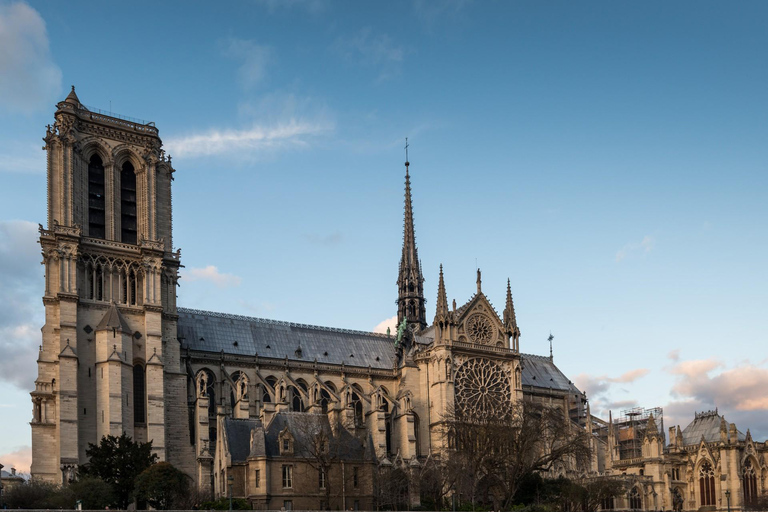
[32,89,589,509]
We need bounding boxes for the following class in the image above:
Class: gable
[455,294,506,347]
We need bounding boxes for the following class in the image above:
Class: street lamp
[725,490,731,512]
[228,474,234,511]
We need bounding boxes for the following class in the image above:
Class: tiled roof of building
[224,417,262,462]
[0,469,24,480]
[178,308,408,369]
[178,309,582,396]
[264,412,369,460]
[681,411,745,446]
[520,353,582,395]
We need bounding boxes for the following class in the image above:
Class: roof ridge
[178,307,393,339]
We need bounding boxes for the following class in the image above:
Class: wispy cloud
[0,142,45,173]
[616,235,655,262]
[182,265,242,288]
[574,368,650,417]
[332,28,407,82]
[0,2,61,112]
[164,119,332,159]
[222,38,272,90]
[0,220,43,391]
[373,315,398,335]
[304,231,343,246]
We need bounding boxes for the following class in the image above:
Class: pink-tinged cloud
[664,356,768,439]
[0,445,31,475]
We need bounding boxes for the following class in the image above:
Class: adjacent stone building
[595,409,768,512]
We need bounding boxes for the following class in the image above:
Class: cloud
[0,142,45,173]
[662,356,768,439]
[332,28,407,82]
[222,38,272,90]
[574,368,650,417]
[0,2,61,112]
[0,220,43,391]
[0,445,32,474]
[182,265,242,288]
[616,235,655,262]
[304,231,343,246]
[164,118,332,159]
[373,315,398,335]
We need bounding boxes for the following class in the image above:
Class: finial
[71,85,75,92]
[404,137,409,167]
[548,332,554,360]
[476,268,482,294]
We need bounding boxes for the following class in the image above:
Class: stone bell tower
[31,87,184,483]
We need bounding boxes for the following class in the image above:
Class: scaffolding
[614,406,664,460]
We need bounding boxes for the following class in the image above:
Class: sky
[1,0,767,474]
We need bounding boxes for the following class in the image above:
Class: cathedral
[31,89,766,510]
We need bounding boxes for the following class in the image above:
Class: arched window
[133,364,145,424]
[743,459,758,505]
[264,376,278,403]
[120,162,137,244]
[88,155,106,239]
[629,487,642,510]
[320,388,331,414]
[351,392,363,426]
[699,461,716,506]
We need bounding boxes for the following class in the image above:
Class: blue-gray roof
[178,308,400,369]
[224,417,262,462]
[682,412,745,446]
[520,353,582,394]
[178,309,582,398]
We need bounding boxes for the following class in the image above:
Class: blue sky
[1,1,767,472]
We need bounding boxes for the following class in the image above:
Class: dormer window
[279,429,294,455]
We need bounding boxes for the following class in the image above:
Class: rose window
[466,314,493,344]
[454,358,511,418]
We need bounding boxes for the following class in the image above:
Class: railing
[57,100,159,135]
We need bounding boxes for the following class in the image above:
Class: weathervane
[548,332,554,360]
[405,137,409,167]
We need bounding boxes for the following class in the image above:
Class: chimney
[11,467,16,476]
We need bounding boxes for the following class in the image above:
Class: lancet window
[120,162,137,244]
[133,364,146,424]
[88,155,106,239]
[699,461,716,506]
[743,459,758,505]
[629,487,642,510]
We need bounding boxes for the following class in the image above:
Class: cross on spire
[405,137,409,166]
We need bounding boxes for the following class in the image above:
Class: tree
[581,478,626,512]
[79,432,158,509]
[69,477,116,510]
[134,462,191,510]
[442,401,592,511]
[2,480,71,509]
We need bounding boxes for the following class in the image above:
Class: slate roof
[224,417,262,462]
[178,308,432,369]
[264,412,370,460]
[681,412,745,446]
[1,469,24,480]
[178,309,582,397]
[520,353,582,395]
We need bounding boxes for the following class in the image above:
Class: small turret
[503,279,520,351]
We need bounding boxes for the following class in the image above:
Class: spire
[435,264,449,322]
[503,278,520,350]
[476,268,482,294]
[397,140,426,330]
[64,85,81,106]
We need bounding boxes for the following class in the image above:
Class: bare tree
[442,401,592,511]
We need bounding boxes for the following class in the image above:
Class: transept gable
[454,293,507,347]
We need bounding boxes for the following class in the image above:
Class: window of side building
[282,465,293,489]
[254,469,260,488]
